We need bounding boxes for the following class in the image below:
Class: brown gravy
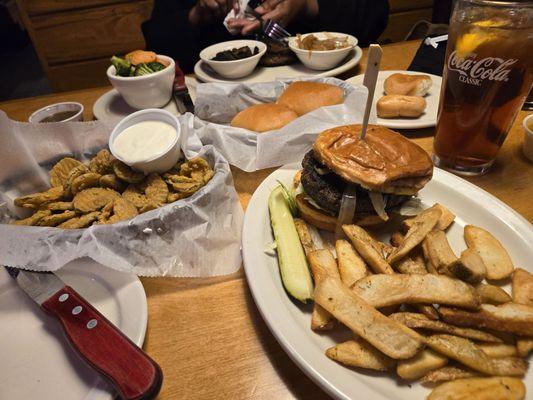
[39,110,78,123]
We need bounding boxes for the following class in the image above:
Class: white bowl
[288,32,357,71]
[199,40,267,79]
[28,102,84,123]
[522,113,533,162]
[106,55,175,109]
[109,109,182,174]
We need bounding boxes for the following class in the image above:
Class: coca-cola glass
[433,0,533,175]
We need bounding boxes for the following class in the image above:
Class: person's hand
[189,0,238,27]
[227,0,318,35]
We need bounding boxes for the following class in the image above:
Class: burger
[297,124,433,231]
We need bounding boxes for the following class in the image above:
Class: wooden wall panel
[20,0,138,16]
[47,58,111,92]
[31,2,151,64]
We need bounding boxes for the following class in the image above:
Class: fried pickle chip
[58,211,100,229]
[73,188,120,213]
[122,184,149,209]
[11,210,52,226]
[42,201,74,211]
[112,160,144,184]
[63,164,89,197]
[99,174,126,192]
[139,202,159,213]
[166,175,204,194]
[89,149,114,175]
[167,192,189,203]
[14,186,64,209]
[96,201,114,224]
[50,157,83,187]
[107,198,138,223]
[38,210,78,227]
[71,172,101,195]
[180,157,214,183]
[145,173,168,205]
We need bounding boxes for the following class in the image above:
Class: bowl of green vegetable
[107,50,175,109]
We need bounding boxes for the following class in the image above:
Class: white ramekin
[109,109,182,174]
[199,40,267,79]
[28,102,84,123]
[288,32,357,70]
[522,113,533,162]
[107,55,175,109]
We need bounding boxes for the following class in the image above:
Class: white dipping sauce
[113,120,177,163]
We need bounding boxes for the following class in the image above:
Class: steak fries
[269,186,532,399]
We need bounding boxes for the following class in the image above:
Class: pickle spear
[269,185,314,302]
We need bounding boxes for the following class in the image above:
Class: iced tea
[433,0,533,175]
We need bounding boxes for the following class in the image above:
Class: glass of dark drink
[433,0,533,175]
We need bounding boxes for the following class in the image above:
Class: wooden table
[1,40,532,400]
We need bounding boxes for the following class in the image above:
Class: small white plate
[0,258,147,400]
[194,46,363,83]
[242,163,533,400]
[347,70,442,129]
[93,76,198,125]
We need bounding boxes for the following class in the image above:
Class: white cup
[288,32,357,71]
[28,102,84,123]
[199,40,267,79]
[109,109,182,174]
[522,113,533,162]
[107,55,175,109]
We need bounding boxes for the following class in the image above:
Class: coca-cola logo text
[447,50,517,86]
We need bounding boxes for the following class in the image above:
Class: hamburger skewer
[335,45,383,238]
[360,44,383,140]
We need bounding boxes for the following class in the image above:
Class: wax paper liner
[193,76,370,171]
[0,111,243,277]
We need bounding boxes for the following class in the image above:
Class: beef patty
[300,150,410,215]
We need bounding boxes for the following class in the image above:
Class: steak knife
[5,266,162,400]
[173,63,194,114]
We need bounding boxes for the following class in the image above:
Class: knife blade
[173,62,194,114]
[5,266,162,400]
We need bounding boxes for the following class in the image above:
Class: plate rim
[346,70,443,129]
[194,46,363,83]
[1,259,148,400]
[242,163,533,400]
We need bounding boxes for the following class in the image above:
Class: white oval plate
[0,258,147,400]
[194,46,363,83]
[242,163,533,400]
[93,76,198,125]
[347,70,442,129]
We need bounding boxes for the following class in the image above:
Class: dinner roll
[230,103,298,132]
[277,81,344,116]
[384,73,432,97]
[377,95,427,118]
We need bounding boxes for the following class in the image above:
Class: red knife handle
[41,286,162,400]
[173,61,186,91]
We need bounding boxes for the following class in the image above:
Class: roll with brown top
[384,73,432,96]
[377,95,427,118]
[277,81,344,116]
[230,103,298,133]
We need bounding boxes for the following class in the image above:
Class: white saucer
[347,70,442,129]
[194,46,363,83]
[93,76,198,125]
[0,258,147,400]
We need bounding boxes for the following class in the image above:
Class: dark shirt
[142,0,389,73]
